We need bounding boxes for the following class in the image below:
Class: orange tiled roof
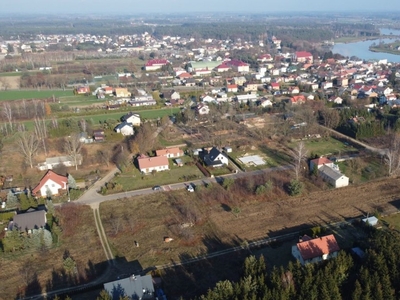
[297,234,340,260]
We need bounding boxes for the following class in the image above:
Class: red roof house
[290,95,306,105]
[292,234,340,265]
[145,59,169,71]
[32,170,68,198]
[295,51,313,63]
[137,155,169,174]
[309,157,334,170]
[155,147,184,158]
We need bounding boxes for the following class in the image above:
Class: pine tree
[6,190,19,208]
[67,173,77,189]
[352,280,362,300]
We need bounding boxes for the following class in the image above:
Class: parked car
[187,184,195,192]
[152,185,162,191]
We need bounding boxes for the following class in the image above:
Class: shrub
[287,179,303,196]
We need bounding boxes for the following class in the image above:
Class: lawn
[381,213,400,231]
[111,157,204,192]
[295,137,358,157]
[0,89,73,101]
[338,156,386,184]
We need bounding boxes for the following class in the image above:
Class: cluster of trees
[196,229,400,300]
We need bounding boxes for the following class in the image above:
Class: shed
[223,146,233,153]
[362,216,378,226]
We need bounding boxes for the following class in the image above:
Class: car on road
[152,185,162,191]
[187,184,195,192]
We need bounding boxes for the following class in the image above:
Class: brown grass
[0,204,106,299]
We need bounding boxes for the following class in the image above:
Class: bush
[287,179,303,196]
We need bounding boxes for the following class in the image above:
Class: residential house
[290,95,306,105]
[258,98,273,107]
[145,59,169,71]
[236,94,258,103]
[310,157,349,188]
[93,129,105,142]
[226,84,238,93]
[294,51,313,63]
[329,96,343,105]
[257,54,273,62]
[215,63,231,72]
[37,155,83,171]
[103,274,155,300]
[114,88,131,97]
[321,81,333,90]
[196,103,210,115]
[202,95,217,104]
[169,98,185,106]
[137,154,169,174]
[121,112,141,126]
[224,59,249,73]
[75,86,90,94]
[243,82,259,92]
[292,234,340,265]
[156,147,184,158]
[270,82,280,90]
[201,147,229,167]
[233,76,247,86]
[12,209,47,233]
[32,170,68,197]
[163,90,181,101]
[114,122,134,136]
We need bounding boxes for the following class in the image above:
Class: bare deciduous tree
[17,132,39,168]
[64,133,83,170]
[34,117,48,155]
[3,102,13,134]
[384,134,400,176]
[291,141,308,180]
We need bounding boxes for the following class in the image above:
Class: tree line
[196,229,400,300]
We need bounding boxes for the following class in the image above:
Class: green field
[0,89,73,101]
[111,157,203,191]
[293,137,358,157]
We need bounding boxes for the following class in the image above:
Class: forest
[196,229,400,300]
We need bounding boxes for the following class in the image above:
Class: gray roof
[13,210,47,231]
[104,275,154,300]
[319,165,346,181]
[46,155,82,165]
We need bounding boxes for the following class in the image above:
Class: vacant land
[0,204,106,299]
[0,89,73,101]
[291,136,358,157]
[100,175,400,268]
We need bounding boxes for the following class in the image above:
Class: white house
[196,103,210,115]
[37,155,83,171]
[292,234,340,265]
[114,122,135,136]
[121,112,141,126]
[137,155,169,174]
[32,170,68,197]
[202,147,229,167]
[310,157,349,188]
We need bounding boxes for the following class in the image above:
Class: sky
[1,0,399,14]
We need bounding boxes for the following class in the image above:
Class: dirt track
[211,177,400,242]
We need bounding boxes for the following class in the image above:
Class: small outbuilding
[362,216,379,226]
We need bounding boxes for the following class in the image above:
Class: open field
[291,136,358,157]
[100,174,400,269]
[0,204,106,299]
[0,89,73,101]
[381,213,400,231]
[110,157,204,192]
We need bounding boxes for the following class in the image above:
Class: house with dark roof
[12,209,47,233]
[114,122,134,136]
[309,157,349,188]
[103,274,155,300]
[121,112,141,126]
[292,234,340,265]
[201,147,228,167]
[32,170,68,198]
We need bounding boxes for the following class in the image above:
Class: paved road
[76,165,292,205]
[322,125,388,156]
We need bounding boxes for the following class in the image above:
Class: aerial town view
[2,0,400,299]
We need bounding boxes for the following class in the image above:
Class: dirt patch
[0,76,21,89]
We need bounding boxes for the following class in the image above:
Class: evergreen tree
[6,190,18,208]
[67,173,77,189]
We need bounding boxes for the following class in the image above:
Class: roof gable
[297,234,340,260]
[32,170,68,195]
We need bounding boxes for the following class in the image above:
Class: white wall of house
[119,126,134,136]
[292,246,339,266]
[215,153,229,165]
[40,179,65,196]
[142,164,169,173]
[334,175,349,188]
[126,115,141,126]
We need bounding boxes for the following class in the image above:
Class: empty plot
[239,155,265,166]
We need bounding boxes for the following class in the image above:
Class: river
[332,28,400,62]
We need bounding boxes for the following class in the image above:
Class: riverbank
[369,47,400,56]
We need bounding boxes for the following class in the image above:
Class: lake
[332,28,400,62]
